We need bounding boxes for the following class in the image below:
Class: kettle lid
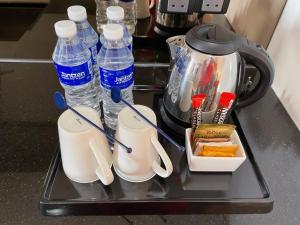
[185,24,241,55]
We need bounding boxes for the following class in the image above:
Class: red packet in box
[213,92,236,124]
[191,94,206,129]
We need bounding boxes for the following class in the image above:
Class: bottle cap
[103,24,124,41]
[67,5,87,22]
[54,20,77,38]
[106,6,124,21]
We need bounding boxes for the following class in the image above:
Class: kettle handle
[236,39,274,108]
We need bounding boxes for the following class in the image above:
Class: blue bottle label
[54,60,93,86]
[99,65,134,89]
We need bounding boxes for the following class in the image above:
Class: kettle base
[154,24,191,37]
[160,104,190,137]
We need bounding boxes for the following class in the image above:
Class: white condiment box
[185,128,246,172]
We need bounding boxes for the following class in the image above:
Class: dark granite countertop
[1,1,300,225]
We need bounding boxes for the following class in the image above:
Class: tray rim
[39,110,273,216]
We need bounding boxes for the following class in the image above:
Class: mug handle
[151,136,173,178]
[89,139,114,185]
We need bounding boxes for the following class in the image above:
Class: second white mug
[113,105,173,182]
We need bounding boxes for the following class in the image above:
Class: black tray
[39,91,273,216]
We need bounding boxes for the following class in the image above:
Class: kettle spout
[166,35,186,60]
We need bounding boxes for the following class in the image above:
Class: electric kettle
[160,24,274,135]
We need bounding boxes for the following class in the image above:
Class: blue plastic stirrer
[111,87,185,151]
[53,91,132,153]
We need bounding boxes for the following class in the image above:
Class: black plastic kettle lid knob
[185,24,241,55]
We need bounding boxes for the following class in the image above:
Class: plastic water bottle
[95,0,116,33]
[67,5,102,101]
[52,20,100,112]
[99,6,133,51]
[98,24,134,130]
[106,6,133,50]
[117,0,137,34]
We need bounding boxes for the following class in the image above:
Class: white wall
[226,0,286,48]
[268,0,300,130]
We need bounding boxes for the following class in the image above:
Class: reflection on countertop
[0,0,170,62]
[0,0,227,62]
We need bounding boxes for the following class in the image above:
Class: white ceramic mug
[113,105,173,182]
[58,106,113,185]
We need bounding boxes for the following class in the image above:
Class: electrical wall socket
[159,0,230,14]
[167,0,190,13]
[202,0,225,12]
